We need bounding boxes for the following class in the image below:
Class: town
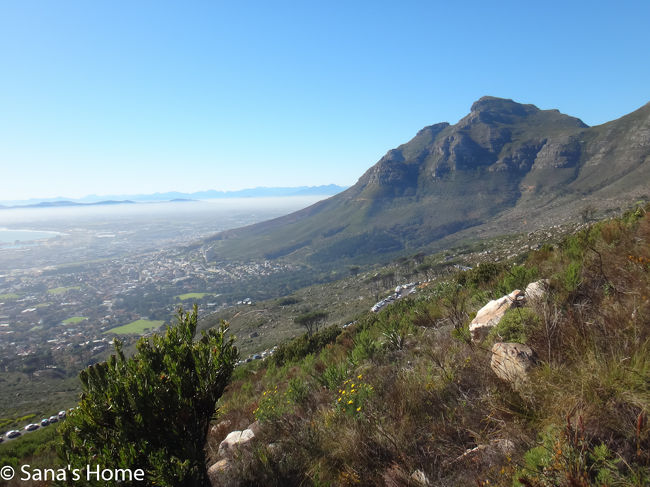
[0,239,302,375]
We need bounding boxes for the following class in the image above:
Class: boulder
[410,469,430,486]
[247,420,261,437]
[207,459,230,487]
[217,428,256,457]
[470,290,524,341]
[525,279,549,302]
[209,419,232,438]
[490,342,537,388]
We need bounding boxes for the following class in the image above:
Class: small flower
[356,406,361,412]
[357,374,362,379]
[348,400,353,404]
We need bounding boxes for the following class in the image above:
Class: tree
[294,310,328,337]
[59,305,237,486]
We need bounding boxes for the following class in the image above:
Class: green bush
[498,264,538,295]
[349,328,379,366]
[381,317,413,351]
[318,362,348,390]
[58,306,237,486]
[515,425,649,487]
[487,307,540,344]
[253,385,288,423]
[564,260,582,292]
[271,325,341,366]
[457,262,503,288]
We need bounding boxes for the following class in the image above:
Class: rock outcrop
[490,342,537,389]
[525,279,549,303]
[209,422,261,486]
[217,428,256,457]
[470,290,524,341]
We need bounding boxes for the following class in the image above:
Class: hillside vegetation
[207,206,650,486]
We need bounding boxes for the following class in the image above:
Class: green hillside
[208,205,650,486]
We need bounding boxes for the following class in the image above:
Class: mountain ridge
[0,185,347,207]
[206,96,650,266]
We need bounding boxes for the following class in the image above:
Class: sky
[1,0,649,201]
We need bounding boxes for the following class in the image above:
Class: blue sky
[1,1,649,201]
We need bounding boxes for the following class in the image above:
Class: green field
[47,286,80,295]
[63,316,88,324]
[104,319,164,335]
[0,293,20,300]
[176,292,213,300]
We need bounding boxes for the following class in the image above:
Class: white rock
[218,428,256,457]
[207,459,230,487]
[469,290,523,341]
[410,469,430,486]
[490,342,537,389]
[525,279,549,302]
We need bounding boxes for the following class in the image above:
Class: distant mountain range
[0,185,347,208]
[0,200,138,210]
[205,96,650,267]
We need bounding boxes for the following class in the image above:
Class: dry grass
[207,207,650,486]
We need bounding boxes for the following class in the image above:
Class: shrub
[271,325,341,366]
[253,385,287,422]
[318,362,349,391]
[487,307,540,344]
[515,420,649,487]
[381,317,413,351]
[58,306,237,486]
[498,264,539,295]
[349,328,379,366]
[335,374,373,417]
[277,296,301,306]
[563,260,582,292]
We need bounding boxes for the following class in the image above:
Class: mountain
[0,185,347,207]
[0,200,136,210]
[205,97,650,266]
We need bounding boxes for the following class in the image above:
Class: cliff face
[353,97,589,198]
[207,97,650,266]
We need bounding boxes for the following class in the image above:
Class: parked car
[58,410,66,419]
[7,430,20,438]
[25,423,39,431]
[41,418,50,427]
[48,415,58,423]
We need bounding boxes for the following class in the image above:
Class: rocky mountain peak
[466,96,540,125]
[470,96,537,114]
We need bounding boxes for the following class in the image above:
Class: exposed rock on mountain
[206,97,650,267]
[469,289,524,341]
[490,342,538,389]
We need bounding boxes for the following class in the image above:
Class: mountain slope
[205,97,650,266]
